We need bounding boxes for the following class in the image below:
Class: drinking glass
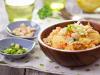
[4,0,35,22]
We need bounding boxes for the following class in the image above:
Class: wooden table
[1,0,98,75]
[0,0,66,75]
[0,0,57,75]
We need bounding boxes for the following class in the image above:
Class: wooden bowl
[38,20,100,67]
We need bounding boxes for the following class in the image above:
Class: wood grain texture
[25,69,58,75]
[0,0,25,75]
[0,65,25,75]
[0,0,58,75]
[0,0,82,75]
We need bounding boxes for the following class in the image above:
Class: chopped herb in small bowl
[0,38,35,59]
[0,43,27,55]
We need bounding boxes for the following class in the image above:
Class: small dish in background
[6,21,40,39]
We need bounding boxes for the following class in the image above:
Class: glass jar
[77,0,100,13]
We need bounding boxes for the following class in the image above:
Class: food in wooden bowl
[38,20,100,67]
[43,22,100,50]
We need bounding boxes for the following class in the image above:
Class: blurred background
[2,0,100,22]
[0,0,99,33]
[0,0,100,75]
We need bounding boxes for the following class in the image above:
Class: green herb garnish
[0,43,27,55]
[67,24,75,32]
[40,64,44,67]
[67,24,86,35]
[38,5,53,19]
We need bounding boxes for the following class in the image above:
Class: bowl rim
[38,20,100,53]
[0,37,36,56]
[6,20,40,39]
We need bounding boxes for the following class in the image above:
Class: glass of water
[4,0,35,22]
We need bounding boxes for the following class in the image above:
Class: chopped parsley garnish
[38,5,53,19]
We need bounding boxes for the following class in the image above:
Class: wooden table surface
[0,0,64,75]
